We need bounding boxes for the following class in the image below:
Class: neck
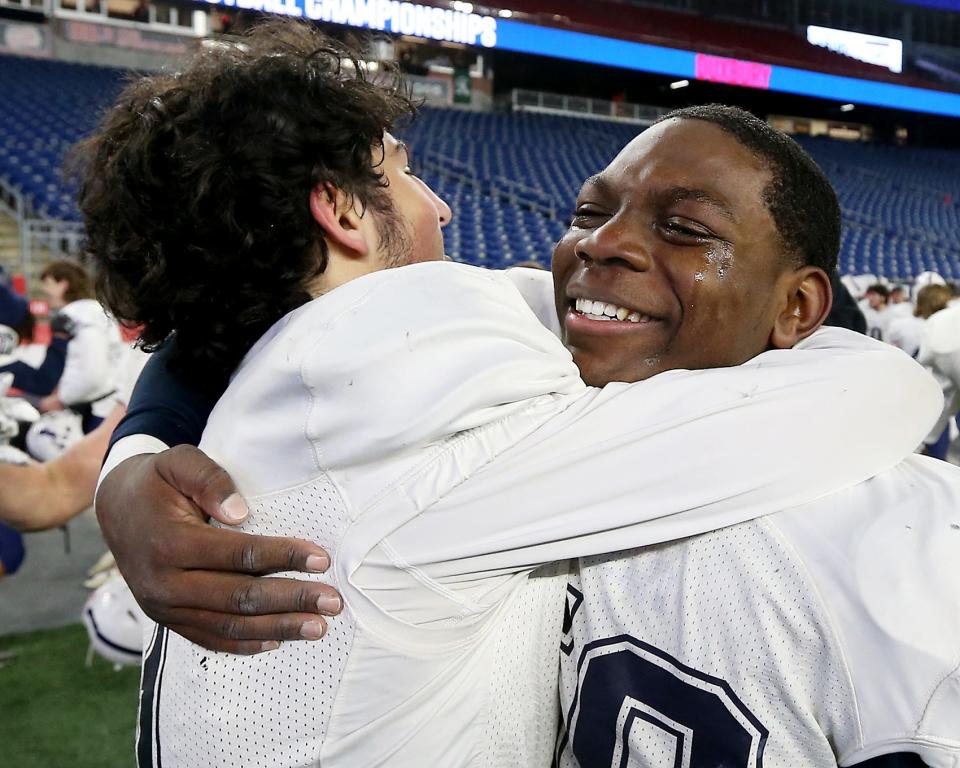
[306,249,383,299]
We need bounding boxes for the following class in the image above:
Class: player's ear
[309,183,369,257]
[769,266,832,349]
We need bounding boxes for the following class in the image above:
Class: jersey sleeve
[108,338,221,452]
[918,342,960,444]
[502,268,560,338]
[772,455,960,766]
[381,328,943,586]
[0,337,67,395]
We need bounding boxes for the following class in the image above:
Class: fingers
[96,447,344,655]
[143,571,343,617]
[165,610,329,654]
[164,626,283,656]
[164,524,331,576]
[154,445,248,525]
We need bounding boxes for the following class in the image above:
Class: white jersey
[57,299,125,417]
[919,304,960,444]
[111,344,149,409]
[887,300,915,320]
[136,263,940,768]
[12,343,46,368]
[885,313,924,358]
[558,454,960,767]
[858,302,892,342]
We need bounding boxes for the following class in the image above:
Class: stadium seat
[0,54,957,280]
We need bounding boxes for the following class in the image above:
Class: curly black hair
[73,20,416,388]
[655,104,840,276]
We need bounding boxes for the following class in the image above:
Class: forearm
[92,343,340,655]
[0,462,78,532]
[0,405,120,531]
[390,328,942,580]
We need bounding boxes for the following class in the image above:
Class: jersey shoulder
[60,298,107,326]
[770,455,960,763]
[502,267,560,337]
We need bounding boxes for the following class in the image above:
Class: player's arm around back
[95,343,343,655]
[380,327,943,586]
[93,262,574,654]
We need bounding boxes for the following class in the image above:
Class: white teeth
[575,297,650,323]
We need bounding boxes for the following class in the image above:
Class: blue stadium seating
[0,52,958,280]
[0,55,126,221]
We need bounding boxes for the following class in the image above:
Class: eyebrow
[395,140,410,160]
[664,186,737,223]
[578,174,613,198]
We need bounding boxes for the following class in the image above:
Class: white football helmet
[0,393,39,426]
[82,576,148,667]
[0,412,16,442]
[913,271,947,302]
[0,444,31,465]
[0,386,39,461]
[26,410,83,461]
[0,325,17,367]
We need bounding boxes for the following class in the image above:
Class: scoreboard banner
[0,19,51,57]
[807,25,903,74]
[494,19,960,119]
[205,0,498,47]
[201,0,960,118]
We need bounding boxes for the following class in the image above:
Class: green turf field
[0,623,139,767]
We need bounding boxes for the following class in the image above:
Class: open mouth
[572,297,657,324]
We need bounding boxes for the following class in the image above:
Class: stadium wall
[0,15,195,70]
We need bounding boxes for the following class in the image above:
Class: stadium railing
[0,0,45,11]
[0,176,83,287]
[511,89,667,126]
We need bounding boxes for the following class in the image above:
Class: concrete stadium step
[0,209,20,277]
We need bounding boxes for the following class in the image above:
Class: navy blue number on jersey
[560,635,768,768]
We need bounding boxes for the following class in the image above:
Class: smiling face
[552,118,799,386]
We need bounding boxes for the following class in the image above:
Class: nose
[434,192,453,228]
[573,217,651,271]
[424,182,452,228]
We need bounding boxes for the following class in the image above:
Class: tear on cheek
[694,271,705,283]
[704,241,735,279]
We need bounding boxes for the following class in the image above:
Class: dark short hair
[866,283,890,299]
[39,259,95,303]
[654,104,840,275]
[73,20,416,387]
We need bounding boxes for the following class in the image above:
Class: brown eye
[570,207,607,228]
[659,218,713,243]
